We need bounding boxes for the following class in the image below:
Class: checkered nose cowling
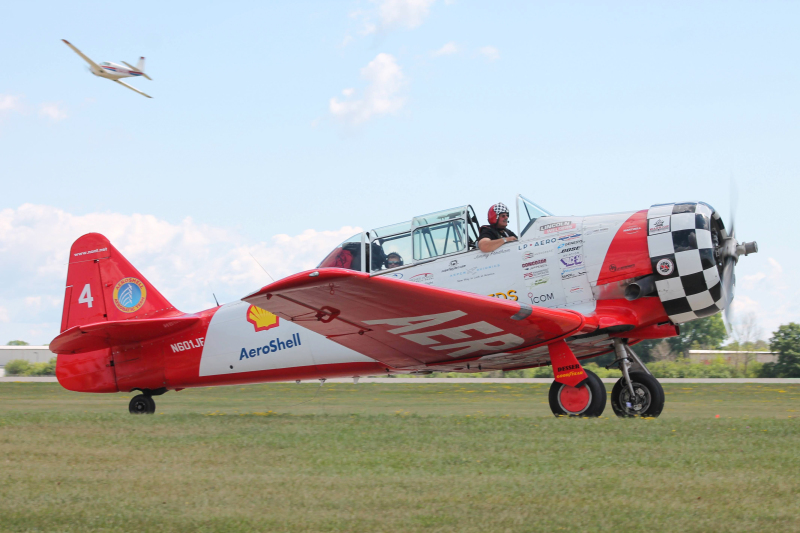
[646,202,726,324]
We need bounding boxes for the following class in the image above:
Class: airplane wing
[242,268,590,369]
[121,61,152,80]
[61,39,101,69]
[114,79,152,98]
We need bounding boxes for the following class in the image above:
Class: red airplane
[51,197,757,417]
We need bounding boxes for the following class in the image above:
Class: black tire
[610,372,665,418]
[129,394,155,415]
[548,369,606,417]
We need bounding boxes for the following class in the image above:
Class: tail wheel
[548,369,606,417]
[128,394,156,415]
[610,372,665,418]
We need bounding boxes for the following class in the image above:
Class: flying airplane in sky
[50,196,757,418]
[62,39,152,99]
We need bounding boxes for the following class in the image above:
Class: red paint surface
[596,210,652,285]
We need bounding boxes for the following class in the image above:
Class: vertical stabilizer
[136,56,145,72]
[61,233,179,332]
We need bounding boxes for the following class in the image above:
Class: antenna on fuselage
[213,293,220,307]
[249,252,275,283]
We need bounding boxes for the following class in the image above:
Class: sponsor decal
[522,258,547,269]
[648,217,670,235]
[584,227,609,236]
[247,305,280,332]
[557,363,581,373]
[518,238,556,250]
[657,258,674,276]
[557,233,582,242]
[240,333,302,360]
[560,254,583,267]
[409,273,434,284]
[533,277,549,286]
[528,292,555,304]
[523,269,549,281]
[387,272,403,279]
[112,277,147,313]
[561,270,586,280]
[440,259,466,273]
[623,226,642,234]
[569,287,584,294]
[608,264,634,272]
[488,290,518,301]
[476,248,510,259]
[73,247,108,257]
[540,221,577,234]
[170,337,205,353]
[558,245,582,255]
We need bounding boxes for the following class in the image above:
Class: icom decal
[540,221,577,234]
[247,305,280,332]
[648,217,670,235]
[240,333,302,360]
[528,292,555,304]
[113,277,147,313]
[657,258,674,276]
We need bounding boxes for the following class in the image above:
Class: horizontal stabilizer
[51,316,200,354]
[121,60,152,80]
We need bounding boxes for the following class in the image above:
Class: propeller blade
[721,254,736,334]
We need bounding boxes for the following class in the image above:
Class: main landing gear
[546,338,665,418]
[128,388,167,415]
[607,339,665,418]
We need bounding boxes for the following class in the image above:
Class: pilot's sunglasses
[387,261,401,266]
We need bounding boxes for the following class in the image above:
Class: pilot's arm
[477,225,517,253]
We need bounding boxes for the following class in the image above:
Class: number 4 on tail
[79,284,94,308]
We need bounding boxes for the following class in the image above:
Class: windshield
[517,195,553,237]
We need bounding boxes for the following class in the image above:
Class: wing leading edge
[114,80,152,98]
[243,268,589,369]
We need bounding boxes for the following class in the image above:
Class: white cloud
[329,53,406,125]
[39,103,67,122]
[432,42,458,57]
[379,0,436,30]
[0,94,24,114]
[479,46,500,61]
[0,204,362,341]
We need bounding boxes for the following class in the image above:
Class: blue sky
[1,1,798,344]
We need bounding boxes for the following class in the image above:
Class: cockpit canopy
[317,195,553,274]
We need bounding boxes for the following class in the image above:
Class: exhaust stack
[624,275,656,301]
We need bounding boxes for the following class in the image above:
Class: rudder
[61,233,179,332]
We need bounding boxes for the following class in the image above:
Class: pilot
[385,252,404,269]
[478,202,518,253]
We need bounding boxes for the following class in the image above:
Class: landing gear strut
[129,394,156,414]
[608,339,665,418]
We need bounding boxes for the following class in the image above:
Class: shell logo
[246,305,279,332]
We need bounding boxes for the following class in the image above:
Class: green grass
[1,383,798,532]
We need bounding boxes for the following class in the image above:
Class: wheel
[129,394,155,415]
[548,369,606,417]
[610,372,665,418]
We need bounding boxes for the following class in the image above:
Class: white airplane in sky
[62,39,153,99]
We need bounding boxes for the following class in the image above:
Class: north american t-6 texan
[51,196,758,417]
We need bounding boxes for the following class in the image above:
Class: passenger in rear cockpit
[385,252,403,269]
[478,202,518,253]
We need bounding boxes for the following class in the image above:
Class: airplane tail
[136,56,145,72]
[60,233,179,333]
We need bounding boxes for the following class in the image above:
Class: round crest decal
[113,277,147,313]
[656,258,674,276]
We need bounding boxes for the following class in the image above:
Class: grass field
[1,383,798,532]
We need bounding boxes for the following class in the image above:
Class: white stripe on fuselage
[198,301,376,377]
